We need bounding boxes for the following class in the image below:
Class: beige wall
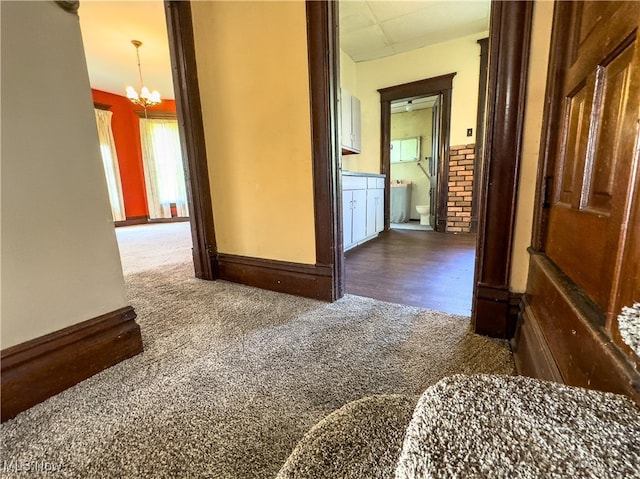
[390,109,433,219]
[1,1,128,349]
[348,32,487,173]
[509,1,555,292]
[191,1,316,264]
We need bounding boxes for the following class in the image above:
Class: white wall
[1,1,128,349]
[348,32,487,173]
[509,1,555,292]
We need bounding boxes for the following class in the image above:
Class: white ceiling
[78,1,490,100]
[340,0,490,62]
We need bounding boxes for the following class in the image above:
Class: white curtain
[139,118,189,219]
[94,108,126,222]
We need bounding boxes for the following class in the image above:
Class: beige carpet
[1,224,515,478]
[114,221,192,275]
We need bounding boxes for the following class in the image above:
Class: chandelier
[125,40,161,109]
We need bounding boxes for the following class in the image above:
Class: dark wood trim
[148,216,190,224]
[511,294,564,384]
[472,0,534,337]
[93,102,111,111]
[305,1,342,301]
[378,74,457,103]
[218,254,334,301]
[134,110,178,120]
[1,306,142,422]
[164,1,219,280]
[114,215,149,227]
[514,253,640,404]
[377,73,456,232]
[471,37,489,233]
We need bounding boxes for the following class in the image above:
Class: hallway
[345,230,476,316]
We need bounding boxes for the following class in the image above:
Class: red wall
[92,89,176,219]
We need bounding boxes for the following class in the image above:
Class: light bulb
[140,87,151,99]
[126,86,138,100]
[150,90,161,104]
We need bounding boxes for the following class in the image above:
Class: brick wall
[446,144,475,233]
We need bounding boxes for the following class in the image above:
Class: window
[139,118,189,219]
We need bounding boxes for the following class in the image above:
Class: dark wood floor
[345,229,477,316]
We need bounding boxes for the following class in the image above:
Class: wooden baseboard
[516,253,640,404]
[1,306,143,422]
[511,295,564,383]
[148,217,190,224]
[217,253,334,301]
[114,216,148,227]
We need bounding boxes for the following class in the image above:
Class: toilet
[415,205,430,225]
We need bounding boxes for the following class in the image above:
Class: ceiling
[78,1,490,100]
[339,0,490,62]
[78,1,174,99]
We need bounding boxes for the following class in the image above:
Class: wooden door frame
[164,1,218,280]
[163,0,535,338]
[377,74,456,232]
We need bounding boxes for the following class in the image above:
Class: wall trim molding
[1,306,143,422]
[472,0,534,338]
[134,110,178,120]
[305,1,342,300]
[165,1,219,280]
[218,253,334,301]
[114,215,149,227]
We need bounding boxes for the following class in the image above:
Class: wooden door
[518,1,640,402]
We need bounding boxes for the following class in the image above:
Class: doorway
[389,94,440,231]
[79,1,198,277]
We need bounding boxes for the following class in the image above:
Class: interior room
[80,1,193,275]
[339,1,487,314]
[2,1,639,477]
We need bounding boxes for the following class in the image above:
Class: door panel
[545,1,640,316]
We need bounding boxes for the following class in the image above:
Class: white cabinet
[343,174,385,251]
[341,88,361,154]
[343,189,367,249]
[390,137,421,163]
[366,188,384,237]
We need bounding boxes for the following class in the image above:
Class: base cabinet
[343,174,385,251]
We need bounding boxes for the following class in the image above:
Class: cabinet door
[341,89,352,150]
[390,140,401,163]
[366,189,377,237]
[400,137,419,162]
[375,188,384,233]
[351,95,361,152]
[351,189,367,243]
[366,188,385,236]
[342,191,353,248]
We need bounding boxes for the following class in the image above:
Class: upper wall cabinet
[390,137,421,163]
[341,88,361,155]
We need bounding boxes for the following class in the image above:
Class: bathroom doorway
[389,94,440,231]
[379,73,455,233]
